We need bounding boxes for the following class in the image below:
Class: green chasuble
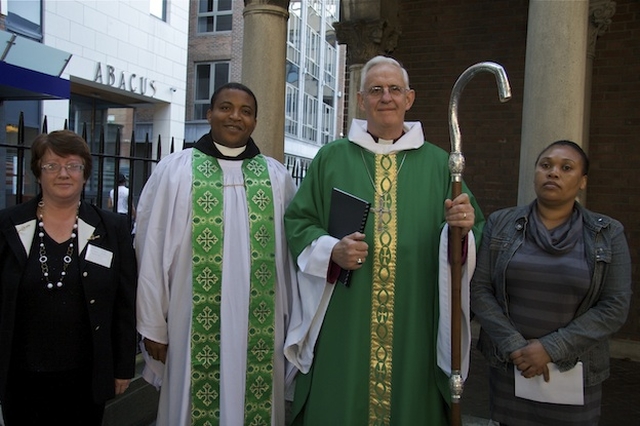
[191,150,276,425]
[284,139,484,426]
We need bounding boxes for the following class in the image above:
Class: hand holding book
[328,188,371,286]
[330,232,367,258]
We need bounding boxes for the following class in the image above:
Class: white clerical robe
[135,149,299,426]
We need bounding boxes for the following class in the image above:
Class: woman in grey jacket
[471,140,631,426]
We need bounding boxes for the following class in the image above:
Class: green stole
[191,149,276,425]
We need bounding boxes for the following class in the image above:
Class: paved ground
[143,342,640,426]
[461,342,640,425]
[3,340,635,426]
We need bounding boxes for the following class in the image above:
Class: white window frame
[302,93,318,142]
[287,12,302,66]
[321,103,335,145]
[285,84,299,137]
[305,27,321,80]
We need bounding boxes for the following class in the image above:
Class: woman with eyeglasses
[0,130,138,425]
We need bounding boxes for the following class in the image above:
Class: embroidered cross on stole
[191,150,276,426]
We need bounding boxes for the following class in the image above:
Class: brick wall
[391,0,639,341]
[185,0,244,122]
[586,0,639,340]
[395,0,527,215]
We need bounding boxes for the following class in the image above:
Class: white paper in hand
[514,362,584,405]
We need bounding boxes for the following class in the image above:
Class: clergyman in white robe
[135,143,299,426]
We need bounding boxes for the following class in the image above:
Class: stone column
[334,19,401,134]
[242,1,289,161]
[517,0,590,205]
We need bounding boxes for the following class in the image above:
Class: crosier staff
[448,62,511,426]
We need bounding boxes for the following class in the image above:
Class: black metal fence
[1,113,310,223]
[284,154,310,187]
[0,112,174,228]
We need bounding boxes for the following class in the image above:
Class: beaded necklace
[37,201,79,290]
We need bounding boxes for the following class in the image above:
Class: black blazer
[0,197,138,403]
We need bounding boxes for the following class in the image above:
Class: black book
[328,188,371,287]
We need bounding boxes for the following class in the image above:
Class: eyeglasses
[364,85,408,98]
[41,163,85,174]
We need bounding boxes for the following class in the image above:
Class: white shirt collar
[347,119,424,154]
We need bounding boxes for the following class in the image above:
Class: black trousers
[2,367,105,426]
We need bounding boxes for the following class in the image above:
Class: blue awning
[0,30,71,101]
[0,61,70,100]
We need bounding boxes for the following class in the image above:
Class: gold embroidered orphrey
[369,153,399,425]
[361,149,406,232]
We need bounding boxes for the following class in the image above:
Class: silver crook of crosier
[448,62,512,183]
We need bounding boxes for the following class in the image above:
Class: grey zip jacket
[471,201,632,386]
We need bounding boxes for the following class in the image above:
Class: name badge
[85,244,113,268]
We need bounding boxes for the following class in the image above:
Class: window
[302,94,317,142]
[309,0,322,15]
[197,0,232,33]
[285,0,343,147]
[321,103,335,145]
[324,0,339,23]
[305,27,321,80]
[287,12,302,66]
[150,0,167,21]
[6,0,42,41]
[285,84,299,136]
[324,43,336,87]
[194,62,230,120]
[286,61,300,85]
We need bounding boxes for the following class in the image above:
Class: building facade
[1,1,638,424]
[1,0,189,209]
[185,0,345,175]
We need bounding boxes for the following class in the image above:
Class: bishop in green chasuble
[283,119,484,425]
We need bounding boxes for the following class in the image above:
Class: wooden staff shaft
[450,181,463,426]
[447,61,511,426]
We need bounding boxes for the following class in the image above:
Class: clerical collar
[193,132,261,160]
[214,141,246,157]
[367,131,405,145]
